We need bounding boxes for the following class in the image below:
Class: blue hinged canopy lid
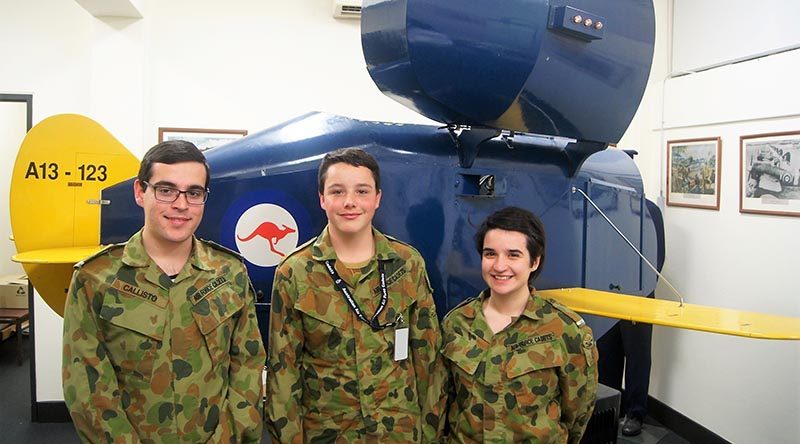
[361,0,655,144]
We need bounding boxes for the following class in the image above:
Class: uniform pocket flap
[99,292,166,341]
[505,342,566,379]
[442,334,482,376]
[295,291,347,328]
[191,288,245,335]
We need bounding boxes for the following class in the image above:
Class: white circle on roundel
[235,204,299,267]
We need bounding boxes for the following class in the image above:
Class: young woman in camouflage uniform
[266,148,446,443]
[442,207,598,443]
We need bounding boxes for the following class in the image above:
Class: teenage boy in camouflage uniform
[62,141,266,443]
[442,207,598,443]
[266,148,446,443]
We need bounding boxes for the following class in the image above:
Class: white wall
[621,1,800,443]
[138,0,432,159]
[672,0,800,73]
[0,101,27,276]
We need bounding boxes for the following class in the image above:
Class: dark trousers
[597,319,652,420]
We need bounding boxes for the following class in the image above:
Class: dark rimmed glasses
[143,181,209,205]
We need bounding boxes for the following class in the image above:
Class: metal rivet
[572,15,582,24]
[594,21,603,30]
[583,18,593,27]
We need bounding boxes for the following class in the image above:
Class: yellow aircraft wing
[539,288,800,340]
[12,246,106,264]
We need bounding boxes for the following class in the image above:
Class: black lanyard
[324,259,396,331]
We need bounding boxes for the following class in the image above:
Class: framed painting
[740,131,800,217]
[158,127,248,151]
[666,137,721,210]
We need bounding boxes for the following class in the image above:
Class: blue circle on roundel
[219,189,312,298]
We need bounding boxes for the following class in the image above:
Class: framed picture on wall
[666,137,722,210]
[158,127,248,151]
[740,131,800,217]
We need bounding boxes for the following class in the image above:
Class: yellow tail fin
[10,114,139,316]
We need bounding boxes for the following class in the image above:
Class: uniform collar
[311,225,402,263]
[122,229,209,269]
[459,288,545,322]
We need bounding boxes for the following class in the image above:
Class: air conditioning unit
[333,0,362,19]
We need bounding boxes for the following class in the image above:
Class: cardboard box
[0,275,29,309]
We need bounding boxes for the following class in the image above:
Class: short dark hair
[475,206,546,283]
[137,140,210,188]
[318,148,381,193]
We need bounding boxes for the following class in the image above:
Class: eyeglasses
[143,181,209,205]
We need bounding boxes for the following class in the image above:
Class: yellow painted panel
[9,114,139,316]
[539,288,800,340]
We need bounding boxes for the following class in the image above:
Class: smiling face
[134,161,207,252]
[481,228,541,300]
[319,163,382,240]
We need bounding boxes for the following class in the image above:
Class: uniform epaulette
[443,295,479,321]
[74,243,124,269]
[543,295,586,327]
[200,239,244,261]
[384,233,411,247]
[383,233,426,261]
[279,236,318,264]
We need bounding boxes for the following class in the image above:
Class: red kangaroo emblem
[237,222,296,257]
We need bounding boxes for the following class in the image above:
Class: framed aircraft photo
[740,131,800,217]
[158,127,248,151]
[666,137,722,210]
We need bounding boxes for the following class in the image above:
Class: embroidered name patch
[509,333,556,351]
[192,276,230,302]
[372,267,407,295]
[112,279,162,307]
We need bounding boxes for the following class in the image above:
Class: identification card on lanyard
[394,325,409,361]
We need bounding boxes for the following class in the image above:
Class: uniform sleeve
[265,262,306,444]
[211,269,267,443]
[440,316,457,441]
[409,256,447,443]
[62,270,142,444]
[559,323,599,444]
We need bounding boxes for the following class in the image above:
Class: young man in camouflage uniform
[62,141,266,443]
[442,207,598,443]
[266,148,446,443]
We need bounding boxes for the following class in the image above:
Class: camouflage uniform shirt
[266,227,446,443]
[62,230,266,443]
[442,289,598,444]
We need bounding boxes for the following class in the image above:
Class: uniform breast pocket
[99,293,166,381]
[191,288,244,368]
[505,342,566,417]
[442,333,483,399]
[295,302,347,361]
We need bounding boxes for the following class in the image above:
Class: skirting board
[648,395,731,444]
[32,401,71,423]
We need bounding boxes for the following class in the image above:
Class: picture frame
[158,127,248,151]
[666,137,722,210]
[740,131,800,217]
